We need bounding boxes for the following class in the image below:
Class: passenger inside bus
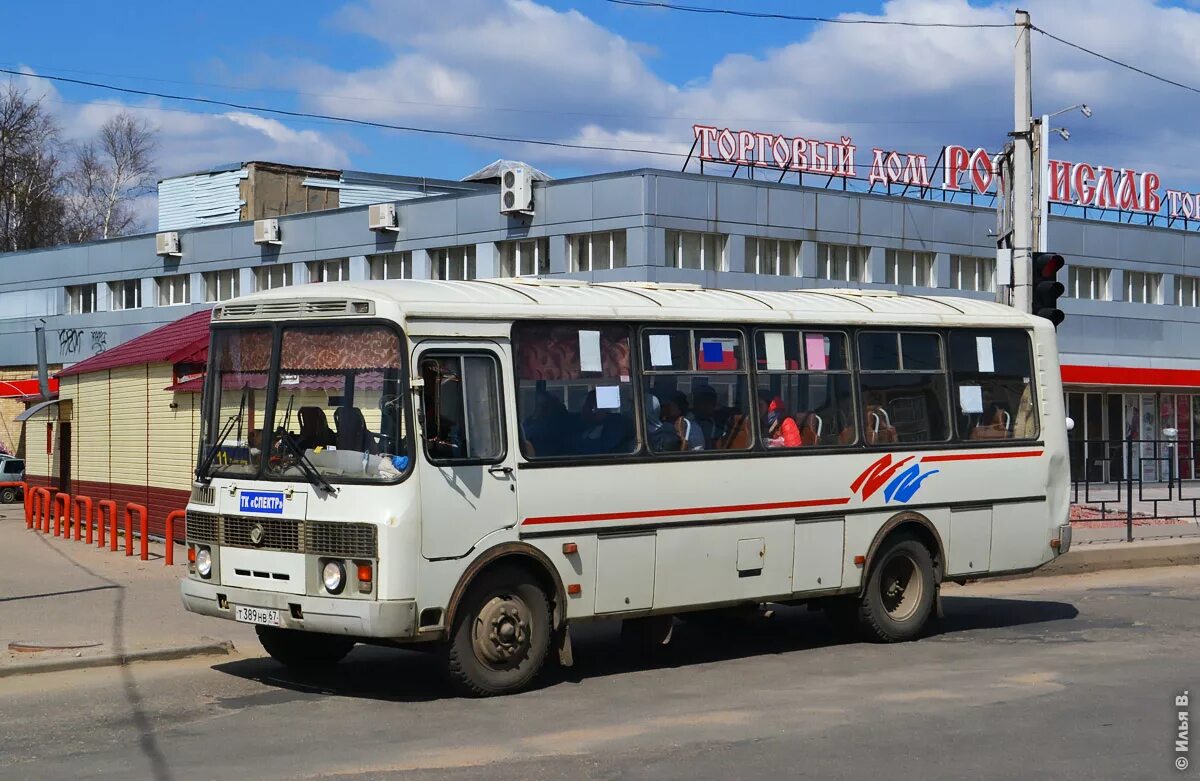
[521,390,572,457]
[645,393,683,452]
[296,406,336,451]
[659,390,704,451]
[758,389,802,448]
[577,389,636,455]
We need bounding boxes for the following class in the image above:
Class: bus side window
[753,330,854,448]
[420,353,505,464]
[948,330,1038,441]
[857,331,951,445]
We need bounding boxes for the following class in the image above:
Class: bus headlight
[195,548,213,579]
[322,560,345,594]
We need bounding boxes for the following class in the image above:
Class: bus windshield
[200,323,408,483]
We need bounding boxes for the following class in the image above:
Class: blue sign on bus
[239,490,285,514]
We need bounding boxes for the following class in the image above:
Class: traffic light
[1031,252,1066,327]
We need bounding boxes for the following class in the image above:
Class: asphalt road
[1,566,1197,781]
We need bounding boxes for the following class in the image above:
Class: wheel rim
[879,551,923,622]
[471,593,532,670]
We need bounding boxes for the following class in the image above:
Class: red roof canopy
[0,378,59,399]
[57,309,212,378]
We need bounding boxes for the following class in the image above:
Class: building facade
[2,165,1200,480]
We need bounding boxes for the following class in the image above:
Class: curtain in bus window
[947,330,1037,442]
[858,331,950,445]
[514,323,636,458]
[754,330,855,447]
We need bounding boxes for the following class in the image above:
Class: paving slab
[0,504,255,676]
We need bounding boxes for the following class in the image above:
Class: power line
[603,0,1014,28]
[0,67,690,160]
[8,61,1005,127]
[1033,26,1200,97]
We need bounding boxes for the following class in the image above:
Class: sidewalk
[0,504,254,677]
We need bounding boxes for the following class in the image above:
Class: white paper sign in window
[763,332,786,371]
[959,384,984,414]
[579,329,602,373]
[649,334,673,367]
[594,385,621,410]
[975,336,995,373]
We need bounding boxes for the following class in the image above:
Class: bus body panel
[181,281,1071,646]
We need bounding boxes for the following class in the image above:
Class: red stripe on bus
[521,496,852,526]
[920,450,1043,463]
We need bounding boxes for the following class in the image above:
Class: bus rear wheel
[445,566,551,697]
[255,625,355,668]
[857,534,936,643]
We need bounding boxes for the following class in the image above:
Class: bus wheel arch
[444,543,566,638]
[862,511,945,587]
[442,544,564,696]
[826,511,943,643]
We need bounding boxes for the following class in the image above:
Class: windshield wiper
[278,433,338,495]
[195,390,246,483]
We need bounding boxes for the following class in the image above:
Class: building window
[1066,266,1110,300]
[307,258,350,283]
[666,230,724,271]
[499,238,550,277]
[65,284,97,314]
[884,250,935,287]
[255,264,293,292]
[203,270,240,302]
[1177,275,1200,307]
[369,252,412,280]
[109,279,142,311]
[816,243,867,282]
[156,274,190,306]
[1124,270,1161,304]
[569,231,627,272]
[431,245,477,281]
[747,238,800,276]
[950,255,995,292]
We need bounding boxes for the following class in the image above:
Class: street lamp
[1036,104,1092,250]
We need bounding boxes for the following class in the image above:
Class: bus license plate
[234,606,281,627]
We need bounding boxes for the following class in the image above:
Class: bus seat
[335,407,377,453]
[297,407,335,450]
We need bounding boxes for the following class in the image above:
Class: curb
[0,638,235,679]
[1031,539,1200,577]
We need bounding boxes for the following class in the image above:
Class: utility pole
[1010,9,1034,313]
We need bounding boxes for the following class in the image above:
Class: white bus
[181,279,1071,696]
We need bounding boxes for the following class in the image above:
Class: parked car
[0,457,24,503]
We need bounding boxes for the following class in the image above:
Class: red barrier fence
[164,509,185,566]
[124,503,147,560]
[97,499,116,549]
[52,493,70,537]
[73,495,94,544]
[39,488,53,533]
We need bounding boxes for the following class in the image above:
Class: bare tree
[0,83,66,251]
[68,111,157,240]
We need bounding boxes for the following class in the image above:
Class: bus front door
[416,343,518,559]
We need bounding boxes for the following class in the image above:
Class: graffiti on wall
[58,329,83,355]
[90,330,107,352]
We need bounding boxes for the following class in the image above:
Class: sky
[4,0,1200,208]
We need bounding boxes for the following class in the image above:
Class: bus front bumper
[180,578,417,639]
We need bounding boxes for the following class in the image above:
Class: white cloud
[251,0,1200,188]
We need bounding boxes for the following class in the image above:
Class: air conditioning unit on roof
[155,231,181,257]
[499,164,534,216]
[368,202,399,232]
[254,218,281,245]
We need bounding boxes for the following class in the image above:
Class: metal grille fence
[1071,436,1200,540]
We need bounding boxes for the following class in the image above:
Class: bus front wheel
[255,625,355,668]
[445,566,552,697]
[858,534,936,642]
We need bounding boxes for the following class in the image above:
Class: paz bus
[180,279,1071,696]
